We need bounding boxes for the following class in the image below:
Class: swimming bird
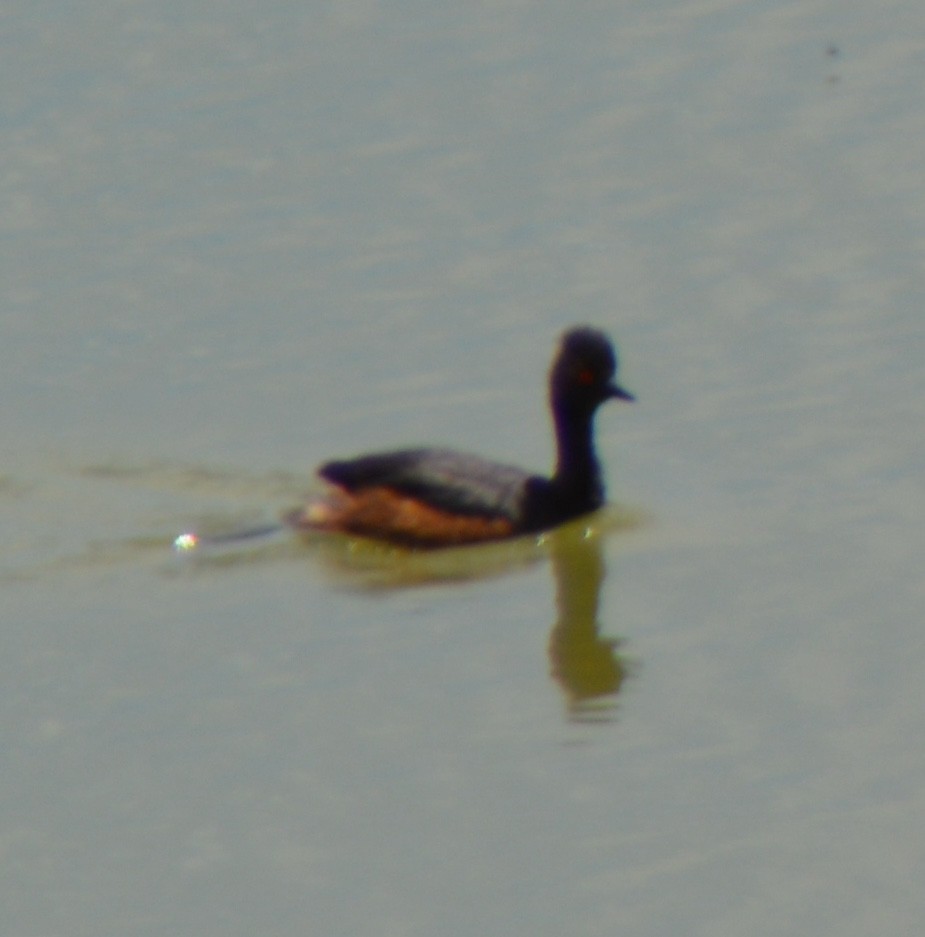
[287,326,634,547]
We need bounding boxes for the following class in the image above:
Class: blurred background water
[2,1,924,935]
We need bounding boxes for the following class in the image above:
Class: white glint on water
[173,532,200,553]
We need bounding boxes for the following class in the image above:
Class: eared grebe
[287,326,634,547]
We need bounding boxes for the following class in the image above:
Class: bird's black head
[550,326,635,410]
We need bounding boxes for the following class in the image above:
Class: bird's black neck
[551,403,605,509]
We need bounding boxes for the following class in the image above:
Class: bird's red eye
[577,368,595,386]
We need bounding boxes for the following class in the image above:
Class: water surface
[3,1,925,935]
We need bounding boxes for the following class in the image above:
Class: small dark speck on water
[825,43,841,83]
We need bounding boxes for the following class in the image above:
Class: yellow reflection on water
[546,521,630,723]
[301,505,643,721]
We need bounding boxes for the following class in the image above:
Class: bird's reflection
[303,509,635,720]
[545,523,627,722]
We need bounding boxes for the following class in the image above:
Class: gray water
[3,2,925,935]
